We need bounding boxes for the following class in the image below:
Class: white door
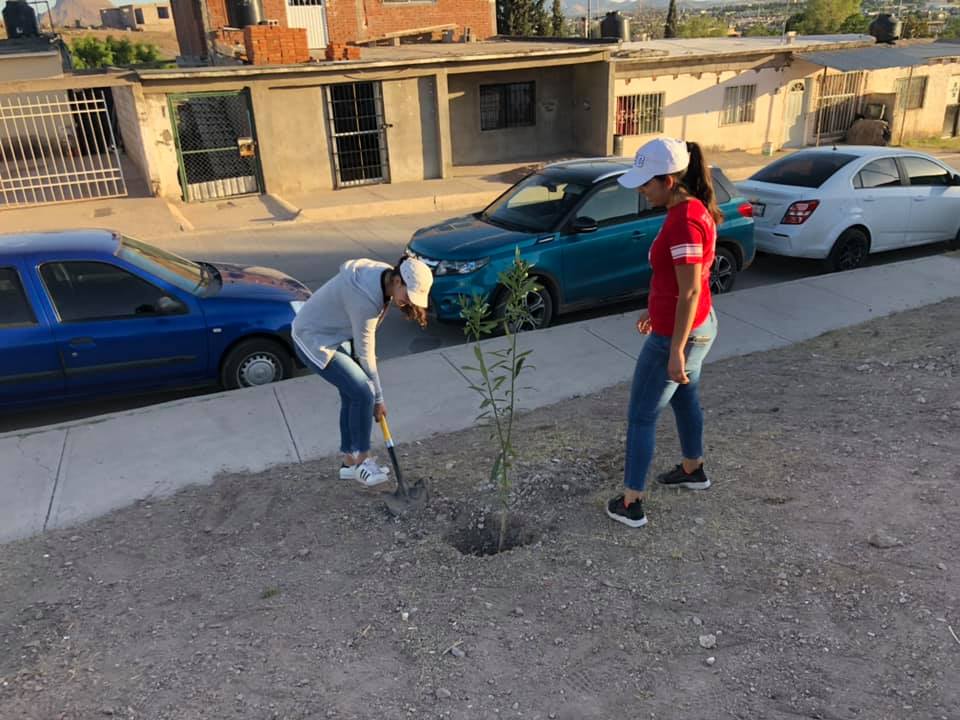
[900,155,960,245]
[783,81,807,148]
[286,0,327,50]
[852,157,911,251]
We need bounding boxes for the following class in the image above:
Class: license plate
[751,202,766,217]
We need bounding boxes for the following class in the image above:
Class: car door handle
[862,196,876,202]
[68,337,95,347]
[632,231,647,239]
[913,196,927,202]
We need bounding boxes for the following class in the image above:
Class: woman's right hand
[374,403,387,422]
[636,310,652,335]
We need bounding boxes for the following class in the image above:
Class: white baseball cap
[618,137,690,189]
[399,257,433,309]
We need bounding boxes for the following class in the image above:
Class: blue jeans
[624,309,718,492]
[295,342,374,455]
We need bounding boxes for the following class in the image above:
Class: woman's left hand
[668,349,689,384]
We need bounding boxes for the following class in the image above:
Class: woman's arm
[668,263,702,383]
[352,315,385,406]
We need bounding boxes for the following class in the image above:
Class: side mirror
[157,296,185,315]
[571,216,598,234]
[953,174,960,186]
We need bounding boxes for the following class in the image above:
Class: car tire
[710,246,738,295]
[948,227,960,251]
[493,279,555,333]
[823,228,869,273]
[220,338,293,390]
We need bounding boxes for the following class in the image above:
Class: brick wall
[204,0,288,30]
[325,0,495,45]
[244,25,309,64]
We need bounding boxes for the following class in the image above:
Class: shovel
[378,416,428,516]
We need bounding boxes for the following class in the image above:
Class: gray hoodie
[292,259,389,403]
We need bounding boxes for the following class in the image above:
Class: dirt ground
[2,302,959,720]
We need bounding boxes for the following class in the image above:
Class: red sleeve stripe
[670,243,703,260]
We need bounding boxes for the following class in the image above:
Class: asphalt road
[1,213,952,433]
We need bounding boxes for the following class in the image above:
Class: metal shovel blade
[384,480,428,517]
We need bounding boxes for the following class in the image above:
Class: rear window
[750,152,857,188]
[710,167,732,203]
[0,267,36,327]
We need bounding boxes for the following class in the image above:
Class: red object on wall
[244,25,309,65]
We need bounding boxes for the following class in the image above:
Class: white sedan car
[738,146,960,272]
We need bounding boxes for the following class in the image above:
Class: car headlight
[435,258,490,276]
[290,301,306,314]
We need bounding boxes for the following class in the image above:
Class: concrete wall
[864,62,960,142]
[573,61,613,157]
[141,92,184,199]
[381,76,442,183]
[112,84,154,190]
[448,66,575,166]
[614,61,816,155]
[0,52,63,81]
[251,84,333,195]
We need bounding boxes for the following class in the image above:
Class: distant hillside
[49,0,113,29]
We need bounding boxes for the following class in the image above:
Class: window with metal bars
[480,82,536,131]
[721,84,756,126]
[616,93,664,135]
[895,76,928,110]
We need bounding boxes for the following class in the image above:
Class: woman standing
[292,256,433,487]
[606,137,722,528]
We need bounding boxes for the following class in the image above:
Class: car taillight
[737,202,753,218]
[781,200,819,225]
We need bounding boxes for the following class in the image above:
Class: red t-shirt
[647,198,716,337]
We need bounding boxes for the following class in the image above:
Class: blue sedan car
[408,159,755,328]
[1,230,311,409]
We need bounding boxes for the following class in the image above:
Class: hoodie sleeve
[352,313,384,404]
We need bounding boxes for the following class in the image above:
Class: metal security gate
[815,71,864,142]
[326,82,390,188]
[0,89,126,208]
[286,0,327,49]
[169,91,262,202]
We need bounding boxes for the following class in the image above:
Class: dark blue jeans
[624,309,718,492]
[295,342,374,455]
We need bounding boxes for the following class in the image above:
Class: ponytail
[681,141,723,226]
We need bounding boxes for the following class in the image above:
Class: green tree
[677,14,728,38]
[784,12,808,32]
[796,0,861,34]
[742,23,774,36]
[550,0,564,36]
[837,12,868,33]
[942,16,960,40]
[664,0,678,38]
[134,43,160,64]
[106,36,134,65]
[533,0,549,35]
[70,36,112,69]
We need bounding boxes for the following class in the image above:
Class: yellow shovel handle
[378,416,394,447]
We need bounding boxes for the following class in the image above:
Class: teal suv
[407,159,755,329]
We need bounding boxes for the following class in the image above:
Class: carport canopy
[798,42,960,72]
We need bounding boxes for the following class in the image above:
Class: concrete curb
[2,254,958,544]
[297,189,507,223]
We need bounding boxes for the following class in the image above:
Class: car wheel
[949,227,960,251]
[824,228,869,273]
[710,246,738,295]
[221,338,293,390]
[494,280,555,333]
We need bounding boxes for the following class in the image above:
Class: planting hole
[446,513,538,557]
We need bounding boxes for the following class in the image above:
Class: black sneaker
[657,464,711,490]
[606,495,648,528]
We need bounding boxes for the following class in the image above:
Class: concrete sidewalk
[2,253,958,544]
[4,148,957,241]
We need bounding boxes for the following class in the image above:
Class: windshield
[750,152,857,189]
[116,235,207,295]
[483,173,587,232]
